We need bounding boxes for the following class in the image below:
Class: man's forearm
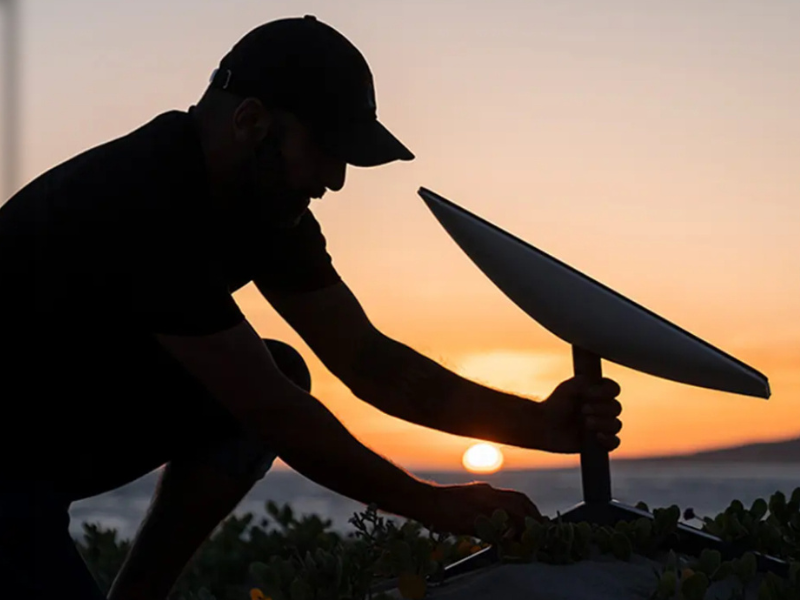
[349,332,547,449]
[262,387,440,524]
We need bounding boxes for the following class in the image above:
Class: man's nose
[322,155,346,192]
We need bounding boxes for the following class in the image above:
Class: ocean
[67,461,800,541]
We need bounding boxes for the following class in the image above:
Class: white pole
[2,0,19,202]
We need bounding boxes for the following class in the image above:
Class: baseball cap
[208,15,414,167]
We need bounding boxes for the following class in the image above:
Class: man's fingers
[584,416,622,434]
[599,378,621,397]
[582,398,622,417]
[522,497,542,519]
[578,378,620,400]
[596,432,621,451]
[583,414,622,450]
[503,491,543,530]
[514,495,543,527]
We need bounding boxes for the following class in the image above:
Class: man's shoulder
[0,107,206,259]
[10,108,200,206]
[56,109,199,187]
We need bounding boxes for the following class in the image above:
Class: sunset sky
[2,0,799,472]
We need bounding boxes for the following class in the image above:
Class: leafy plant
[73,488,800,600]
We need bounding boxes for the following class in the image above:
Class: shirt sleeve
[253,210,342,294]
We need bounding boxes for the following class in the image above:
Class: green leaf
[657,570,678,597]
[594,527,612,553]
[697,548,722,577]
[727,513,748,539]
[314,547,328,565]
[665,550,678,571]
[757,582,774,600]
[680,572,710,600]
[573,522,592,547]
[758,572,787,600]
[610,531,632,561]
[522,522,544,553]
[576,521,592,538]
[561,522,575,548]
[411,535,433,563]
[790,561,800,585]
[653,507,679,538]
[389,539,413,568]
[615,520,631,536]
[572,522,592,559]
[491,508,509,530]
[302,550,318,579]
[634,518,653,547]
[249,561,281,588]
[524,516,540,530]
[474,514,497,543]
[524,520,544,539]
[666,505,681,523]
[290,577,314,600]
[770,492,787,520]
[703,519,723,537]
[502,540,525,559]
[751,498,769,521]
[734,552,757,583]
[711,560,734,582]
[278,559,297,587]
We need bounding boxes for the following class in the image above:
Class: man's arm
[260,281,549,450]
[154,319,439,523]
[349,332,548,448]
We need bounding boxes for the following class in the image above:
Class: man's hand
[535,376,623,454]
[419,482,542,539]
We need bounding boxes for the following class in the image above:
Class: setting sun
[462,443,505,474]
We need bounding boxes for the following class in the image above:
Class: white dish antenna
[418,187,769,399]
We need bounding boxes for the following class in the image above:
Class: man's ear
[231,98,272,146]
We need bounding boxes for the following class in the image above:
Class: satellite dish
[418,186,769,399]
[417,186,784,577]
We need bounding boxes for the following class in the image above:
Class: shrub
[73,491,800,600]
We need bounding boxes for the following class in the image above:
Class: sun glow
[462,443,505,474]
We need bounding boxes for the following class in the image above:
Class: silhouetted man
[0,15,622,600]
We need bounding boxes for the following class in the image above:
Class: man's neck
[189,104,239,210]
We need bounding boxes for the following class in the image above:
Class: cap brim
[333,120,414,167]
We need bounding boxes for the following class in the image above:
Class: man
[0,15,622,600]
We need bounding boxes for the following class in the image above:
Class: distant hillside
[622,435,800,464]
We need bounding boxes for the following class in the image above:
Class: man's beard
[235,133,311,229]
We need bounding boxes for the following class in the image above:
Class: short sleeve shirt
[0,107,341,340]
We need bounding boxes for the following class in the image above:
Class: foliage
[73,489,800,600]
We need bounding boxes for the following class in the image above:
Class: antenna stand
[558,347,787,576]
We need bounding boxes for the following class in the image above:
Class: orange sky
[2,0,799,472]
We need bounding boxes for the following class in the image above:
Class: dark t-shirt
[0,108,341,342]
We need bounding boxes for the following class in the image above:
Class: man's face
[233,102,347,228]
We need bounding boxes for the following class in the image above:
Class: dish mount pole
[559,345,618,524]
[573,346,612,505]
